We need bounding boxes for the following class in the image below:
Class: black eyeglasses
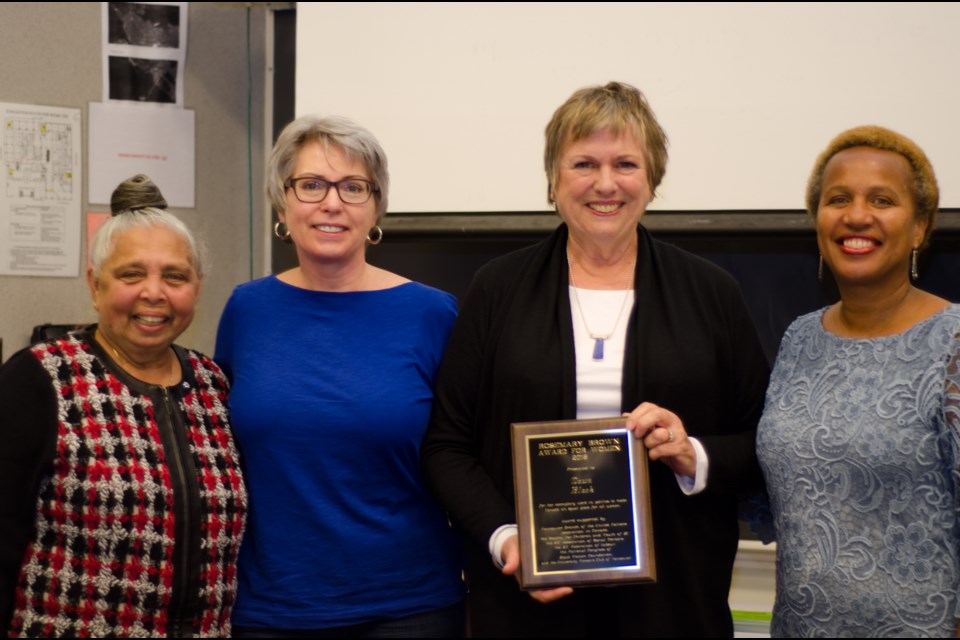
[285,177,379,205]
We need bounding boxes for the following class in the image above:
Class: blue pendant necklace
[567,252,635,361]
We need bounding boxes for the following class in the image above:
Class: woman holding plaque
[421,82,770,637]
[756,126,960,637]
[215,115,464,636]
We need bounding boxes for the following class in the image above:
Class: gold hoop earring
[274,221,291,242]
[367,225,383,245]
[911,248,919,281]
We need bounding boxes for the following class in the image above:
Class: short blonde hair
[806,125,939,247]
[544,82,668,205]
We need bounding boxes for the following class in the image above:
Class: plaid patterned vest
[8,333,246,638]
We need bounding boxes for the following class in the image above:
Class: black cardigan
[422,224,770,637]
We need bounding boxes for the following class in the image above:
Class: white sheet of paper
[0,102,83,277]
[88,102,195,208]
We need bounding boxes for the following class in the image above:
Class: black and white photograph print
[108,56,178,103]
[107,2,180,48]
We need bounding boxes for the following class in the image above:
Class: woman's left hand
[624,402,696,479]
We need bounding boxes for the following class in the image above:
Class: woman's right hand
[500,535,574,604]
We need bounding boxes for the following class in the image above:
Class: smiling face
[279,140,378,270]
[554,128,653,252]
[817,146,926,290]
[88,224,201,366]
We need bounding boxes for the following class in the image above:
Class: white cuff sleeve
[675,436,709,495]
[489,523,518,569]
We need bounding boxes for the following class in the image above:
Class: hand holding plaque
[625,402,697,479]
[510,417,656,590]
[499,535,575,603]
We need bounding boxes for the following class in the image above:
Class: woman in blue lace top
[757,126,960,637]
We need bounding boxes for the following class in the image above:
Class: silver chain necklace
[566,251,635,361]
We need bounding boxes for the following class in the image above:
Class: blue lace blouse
[757,305,960,637]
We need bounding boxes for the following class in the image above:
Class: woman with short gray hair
[216,115,464,636]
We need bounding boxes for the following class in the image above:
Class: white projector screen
[297,3,960,213]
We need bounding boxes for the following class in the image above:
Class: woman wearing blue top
[757,126,960,637]
[215,116,464,637]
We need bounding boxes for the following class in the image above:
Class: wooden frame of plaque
[510,417,656,589]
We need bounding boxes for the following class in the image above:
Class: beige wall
[0,3,268,360]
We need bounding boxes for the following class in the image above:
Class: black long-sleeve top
[421,224,770,637]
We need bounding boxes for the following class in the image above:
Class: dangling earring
[818,254,824,282]
[367,225,383,245]
[910,248,919,281]
[274,221,291,242]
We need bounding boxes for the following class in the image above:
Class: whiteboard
[298,3,960,212]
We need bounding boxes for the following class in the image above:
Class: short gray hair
[90,208,205,279]
[266,115,390,221]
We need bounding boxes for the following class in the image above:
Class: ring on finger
[667,429,675,443]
